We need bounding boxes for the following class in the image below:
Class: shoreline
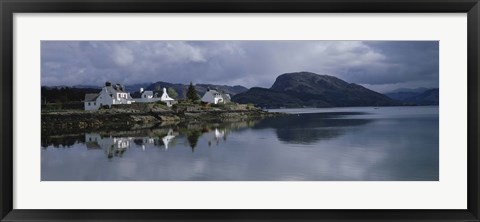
[41,109,284,135]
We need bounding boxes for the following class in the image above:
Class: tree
[155,84,161,91]
[187,130,201,151]
[186,82,200,101]
[167,87,178,99]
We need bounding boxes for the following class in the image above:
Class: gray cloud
[41,41,438,92]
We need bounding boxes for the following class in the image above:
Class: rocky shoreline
[42,109,284,135]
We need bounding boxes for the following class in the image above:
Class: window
[88,102,90,106]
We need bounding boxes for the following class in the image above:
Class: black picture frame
[1,0,479,221]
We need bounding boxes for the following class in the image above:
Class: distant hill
[388,87,429,93]
[232,72,400,108]
[73,83,153,92]
[72,85,102,89]
[124,83,154,92]
[384,91,420,101]
[233,87,307,108]
[385,88,439,105]
[145,82,248,99]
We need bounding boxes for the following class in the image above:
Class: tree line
[42,83,200,104]
[41,87,100,104]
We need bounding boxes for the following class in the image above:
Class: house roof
[222,93,231,100]
[84,93,99,102]
[105,86,119,94]
[130,91,142,99]
[112,84,126,92]
[205,89,226,97]
[84,82,129,102]
[143,91,154,96]
[131,90,154,99]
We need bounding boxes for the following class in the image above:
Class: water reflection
[41,107,439,181]
[42,112,371,158]
[254,112,373,144]
[42,120,258,158]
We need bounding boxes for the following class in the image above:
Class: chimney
[140,88,144,93]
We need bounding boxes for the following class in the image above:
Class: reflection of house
[162,129,176,149]
[201,89,231,104]
[85,133,132,158]
[214,128,225,140]
[84,130,178,156]
[85,82,177,110]
[206,128,227,147]
[85,134,132,150]
[84,82,133,110]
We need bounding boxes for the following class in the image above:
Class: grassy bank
[41,102,283,135]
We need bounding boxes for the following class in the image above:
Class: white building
[159,88,175,107]
[131,87,176,107]
[84,82,177,110]
[131,88,160,103]
[84,82,133,110]
[201,89,231,104]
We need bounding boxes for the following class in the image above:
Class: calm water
[41,106,439,181]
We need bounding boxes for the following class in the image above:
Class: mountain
[233,87,306,108]
[384,91,420,101]
[124,83,154,92]
[145,81,248,99]
[388,87,429,93]
[385,88,439,105]
[72,83,153,92]
[232,72,400,108]
[72,85,102,89]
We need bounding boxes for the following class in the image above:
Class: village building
[131,88,160,103]
[131,87,176,107]
[84,82,177,110]
[201,88,231,104]
[84,82,133,111]
[159,88,175,107]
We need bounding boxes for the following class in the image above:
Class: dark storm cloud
[41,41,438,92]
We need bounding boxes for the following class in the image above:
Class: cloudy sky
[41,41,438,93]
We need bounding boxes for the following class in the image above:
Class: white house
[84,82,133,110]
[85,82,177,110]
[131,87,176,107]
[131,88,160,103]
[159,88,175,107]
[201,89,231,104]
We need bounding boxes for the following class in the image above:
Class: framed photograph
[1,0,479,221]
